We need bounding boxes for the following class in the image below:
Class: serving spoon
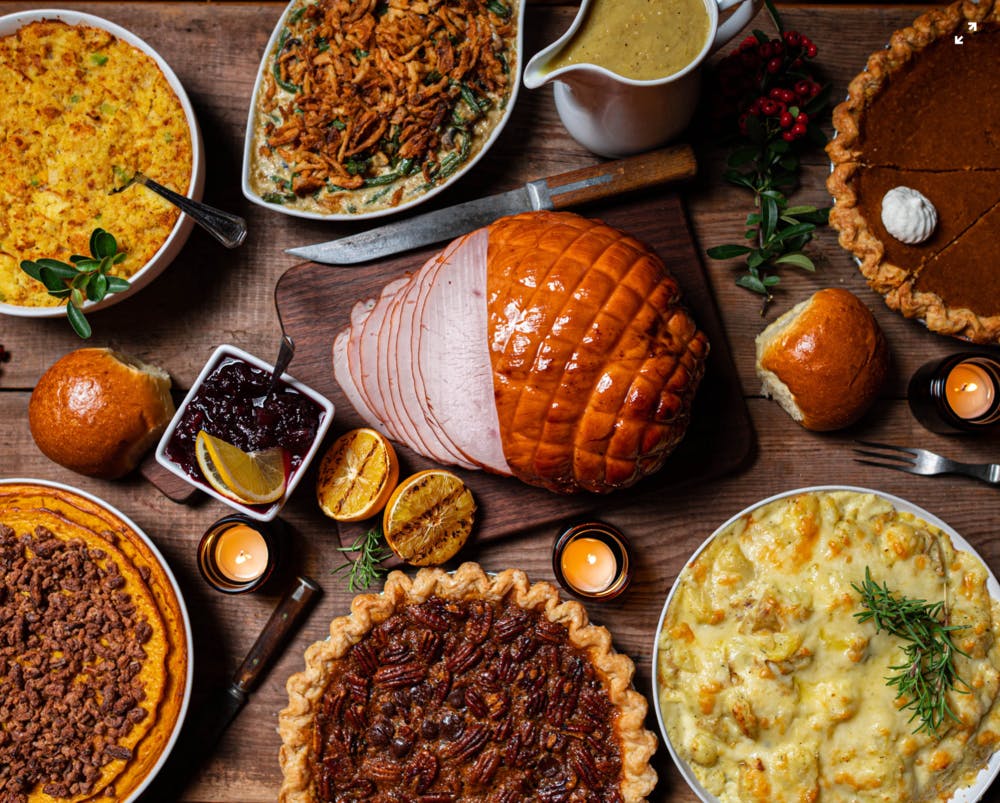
[265,331,296,399]
[262,277,296,403]
[110,169,248,248]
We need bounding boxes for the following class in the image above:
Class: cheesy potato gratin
[0,20,192,307]
[657,490,1000,802]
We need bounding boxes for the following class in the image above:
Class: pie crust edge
[277,561,659,802]
[825,0,1000,343]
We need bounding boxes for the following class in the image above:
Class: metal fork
[854,440,1000,486]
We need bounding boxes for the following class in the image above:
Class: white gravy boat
[524,0,762,157]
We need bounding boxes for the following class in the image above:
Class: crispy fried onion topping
[259,0,515,207]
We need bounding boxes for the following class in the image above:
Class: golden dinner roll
[29,348,175,478]
[755,288,889,431]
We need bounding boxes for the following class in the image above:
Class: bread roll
[29,348,175,478]
[756,288,888,431]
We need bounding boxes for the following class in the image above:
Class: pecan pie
[827,0,1000,342]
[278,563,657,801]
[0,482,188,802]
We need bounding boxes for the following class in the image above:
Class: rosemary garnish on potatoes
[20,228,129,338]
[853,568,970,734]
[332,526,391,592]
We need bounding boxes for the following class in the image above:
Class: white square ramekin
[155,344,334,521]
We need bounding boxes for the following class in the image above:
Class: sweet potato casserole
[657,490,1000,802]
[0,483,188,802]
[249,0,518,215]
[0,19,192,308]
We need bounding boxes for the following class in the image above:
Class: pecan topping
[311,595,623,799]
[0,524,152,801]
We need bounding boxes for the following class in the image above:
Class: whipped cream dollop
[880,186,938,244]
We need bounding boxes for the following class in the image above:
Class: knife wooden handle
[547,143,696,209]
[233,575,322,693]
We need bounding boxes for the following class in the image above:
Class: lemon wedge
[382,469,475,566]
[194,430,287,505]
[316,428,399,522]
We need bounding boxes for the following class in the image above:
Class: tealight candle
[560,537,617,594]
[214,524,269,582]
[198,516,279,593]
[945,362,994,419]
[908,353,1000,433]
[552,522,632,600]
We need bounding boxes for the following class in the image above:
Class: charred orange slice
[382,469,475,566]
[316,428,399,522]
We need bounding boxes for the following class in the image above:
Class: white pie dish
[0,477,194,802]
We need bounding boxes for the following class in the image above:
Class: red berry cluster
[714,30,823,141]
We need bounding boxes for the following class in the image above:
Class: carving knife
[285,143,696,265]
[145,576,321,800]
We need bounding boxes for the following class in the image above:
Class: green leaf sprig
[852,568,970,734]
[331,526,391,592]
[706,1,831,314]
[20,228,129,339]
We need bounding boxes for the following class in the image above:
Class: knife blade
[143,576,321,801]
[285,143,696,265]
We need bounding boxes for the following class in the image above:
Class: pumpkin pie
[277,562,658,802]
[827,0,1000,342]
[0,482,188,802]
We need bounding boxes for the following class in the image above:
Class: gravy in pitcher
[548,0,710,81]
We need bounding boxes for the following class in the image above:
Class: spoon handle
[267,332,296,397]
[137,173,248,249]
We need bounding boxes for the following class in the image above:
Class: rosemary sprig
[331,526,392,592]
[852,568,970,734]
[20,228,129,338]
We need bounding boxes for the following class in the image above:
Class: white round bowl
[652,485,1000,803]
[241,0,524,221]
[0,8,204,320]
[0,477,194,802]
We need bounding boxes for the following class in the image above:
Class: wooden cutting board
[275,192,755,555]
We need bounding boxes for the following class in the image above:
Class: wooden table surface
[2,2,999,801]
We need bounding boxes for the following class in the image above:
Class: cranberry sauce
[165,357,321,481]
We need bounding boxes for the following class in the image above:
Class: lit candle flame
[959,382,979,393]
[234,549,253,565]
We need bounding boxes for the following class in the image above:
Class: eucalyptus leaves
[707,7,831,314]
[20,228,130,338]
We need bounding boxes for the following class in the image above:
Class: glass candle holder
[552,521,632,600]
[198,515,279,593]
[908,353,1000,433]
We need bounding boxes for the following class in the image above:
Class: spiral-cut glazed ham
[332,210,709,493]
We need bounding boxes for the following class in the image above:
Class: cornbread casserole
[0,19,192,307]
[657,490,1000,802]
[0,482,188,801]
[249,0,518,215]
[278,563,658,801]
